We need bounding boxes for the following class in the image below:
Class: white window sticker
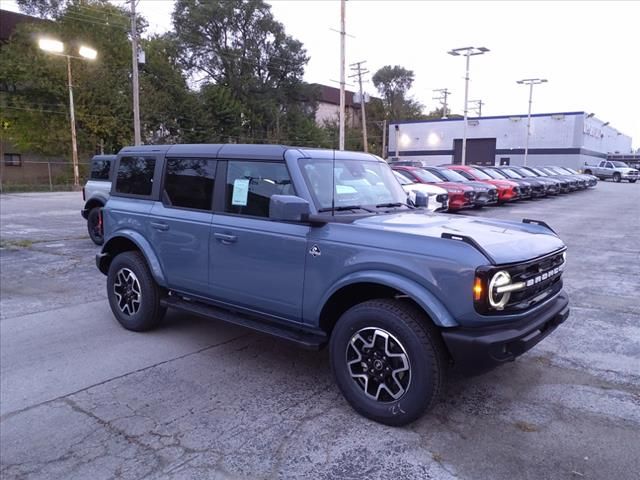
[231,178,250,206]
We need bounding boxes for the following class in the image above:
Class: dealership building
[387,111,633,169]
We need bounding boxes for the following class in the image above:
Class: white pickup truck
[583,160,638,183]
[81,155,115,244]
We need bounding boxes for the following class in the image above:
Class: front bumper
[441,291,570,375]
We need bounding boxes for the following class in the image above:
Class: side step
[160,296,327,350]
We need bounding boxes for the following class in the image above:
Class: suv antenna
[331,148,336,216]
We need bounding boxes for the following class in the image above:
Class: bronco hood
[353,212,565,265]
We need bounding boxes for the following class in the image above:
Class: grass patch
[0,239,33,249]
[514,420,538,432]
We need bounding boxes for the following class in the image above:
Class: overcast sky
[4,0,639,148]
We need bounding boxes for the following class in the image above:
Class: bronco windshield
[298,157,409,212]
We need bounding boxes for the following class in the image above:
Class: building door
[453,138,497,165]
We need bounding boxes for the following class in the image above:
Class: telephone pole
[349,60,369,152]
[516,78,548,166]
[469,99,484,117]
[130,0,141,145]
[432,88,451,119]
[338,0,346,150]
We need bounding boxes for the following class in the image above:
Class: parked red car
[442,164,519,203]
[391,166,476,211]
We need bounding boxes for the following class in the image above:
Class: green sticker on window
[232,178,250,206]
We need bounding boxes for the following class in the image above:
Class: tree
[372,65,424,121]
[172,0,323,144]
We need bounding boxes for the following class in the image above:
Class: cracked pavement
[1,184,639,479]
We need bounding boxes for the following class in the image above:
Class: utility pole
[432,88,451,119]
[130,0,141,145]
[338,0,346,150]
[381,120,387,159]
[65,55,80,188]
[349,60,369,152]
[447,46,489,165]
[469,99,484,117]
[516,78,548,166]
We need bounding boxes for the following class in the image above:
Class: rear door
[148,157,216,295]
[209,159,308,321]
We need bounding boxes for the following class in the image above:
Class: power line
[349,60,369,151]
[432,88,451,118]
[469,99,484,117]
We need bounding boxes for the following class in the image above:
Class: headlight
[488,270,512,309]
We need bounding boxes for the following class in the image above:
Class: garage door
[453,138,497,165]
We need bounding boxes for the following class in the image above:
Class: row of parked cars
[390,162,597,212]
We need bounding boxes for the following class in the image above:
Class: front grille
[504,251,565,311]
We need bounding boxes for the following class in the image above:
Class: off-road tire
[87,207,104,245]
[613,172,621,183]
[330,299,446,426]
[107,251,166,331]
[628,179,636,184]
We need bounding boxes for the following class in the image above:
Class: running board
[160,296,327,350]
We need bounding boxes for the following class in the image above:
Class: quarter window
[163,158,216,211]
[90,159,111,180]
[115,156,155,196]
[225,161,294,218]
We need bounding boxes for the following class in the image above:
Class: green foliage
[372,65,424,121]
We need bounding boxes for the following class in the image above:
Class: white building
[388,111,633,169]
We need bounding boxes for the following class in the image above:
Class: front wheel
[87,207,104,245]
[613,172,621,183]
[628,179,636,183]
[329,299,446,426]
[107,251,166,331]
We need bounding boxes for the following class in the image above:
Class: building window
[4,154,22,167]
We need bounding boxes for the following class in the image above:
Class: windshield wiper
[317,205,376,213]
[375,202,413,209]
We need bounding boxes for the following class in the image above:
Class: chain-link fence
[0,160,91,192]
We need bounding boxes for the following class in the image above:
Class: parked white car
[393,170,449,212]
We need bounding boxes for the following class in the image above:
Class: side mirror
[413,191,429,208]
[269,195,311,222]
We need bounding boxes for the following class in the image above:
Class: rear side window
[163,158,216,211]
[225,161,294,218]
[90,159,111,180]
[115,156,155,196]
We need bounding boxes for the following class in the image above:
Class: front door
[209,160,308,322]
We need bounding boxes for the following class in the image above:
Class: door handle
[150,221,169,231]
[214,232,237,244]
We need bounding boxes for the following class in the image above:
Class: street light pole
[39,39,97,190]
[130,0,141,145]
[447,46,489,165]
[66,55,79,188]
[517,78,548,166]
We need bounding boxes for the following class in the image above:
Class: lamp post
[38,38,97,189]
[516,78,547,166]
[447,46,489,165]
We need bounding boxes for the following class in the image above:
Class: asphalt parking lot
[1,182,639,480]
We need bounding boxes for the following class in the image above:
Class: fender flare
[319,270,458,328]
[83,193,109,212]
[101,230,167,287]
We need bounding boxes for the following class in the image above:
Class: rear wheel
[107,251,166,331]
[613,172,621,183]
[330,299,446,426]
[584,169,592,175]
[87,207,104,245]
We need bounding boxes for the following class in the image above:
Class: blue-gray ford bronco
[96,144,570,426]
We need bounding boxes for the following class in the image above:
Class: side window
[115,156,155,196]
[225,161,294,218]
[163,158,216,211]
[457,170,474,180]
[90,159,111,180]
[605,162,613,168]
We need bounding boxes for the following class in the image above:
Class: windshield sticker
[232,178,250,206]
